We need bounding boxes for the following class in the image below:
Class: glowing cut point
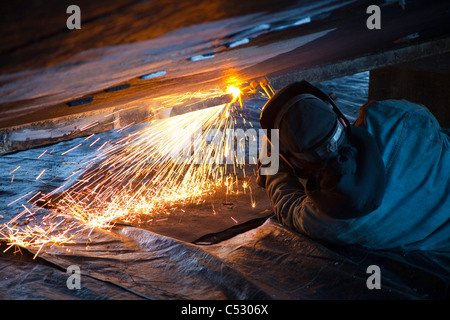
[227,85,241,103]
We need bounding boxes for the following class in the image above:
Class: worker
[257,80,450,251]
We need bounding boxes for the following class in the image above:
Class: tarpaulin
[1,217,449,300]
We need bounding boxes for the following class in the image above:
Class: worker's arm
[262,158,308,231]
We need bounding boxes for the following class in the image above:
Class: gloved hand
[257,154,296,187]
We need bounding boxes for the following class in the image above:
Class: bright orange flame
[227,85,241,103]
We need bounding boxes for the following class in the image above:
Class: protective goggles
[260,80,351,163]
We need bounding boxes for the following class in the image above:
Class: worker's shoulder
[354,99,445,153]
[362,99,429,112]
[354,99,433,128]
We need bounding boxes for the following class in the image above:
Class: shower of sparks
[61,143,82,156]
[55,100,240,230]
[37,150,47,159]
[0,80,276,258]
[9,166,21,175]
[35,169,46,181]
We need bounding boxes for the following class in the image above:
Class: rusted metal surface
[0,0,449,152]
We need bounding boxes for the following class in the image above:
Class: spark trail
[0,81,275,258]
